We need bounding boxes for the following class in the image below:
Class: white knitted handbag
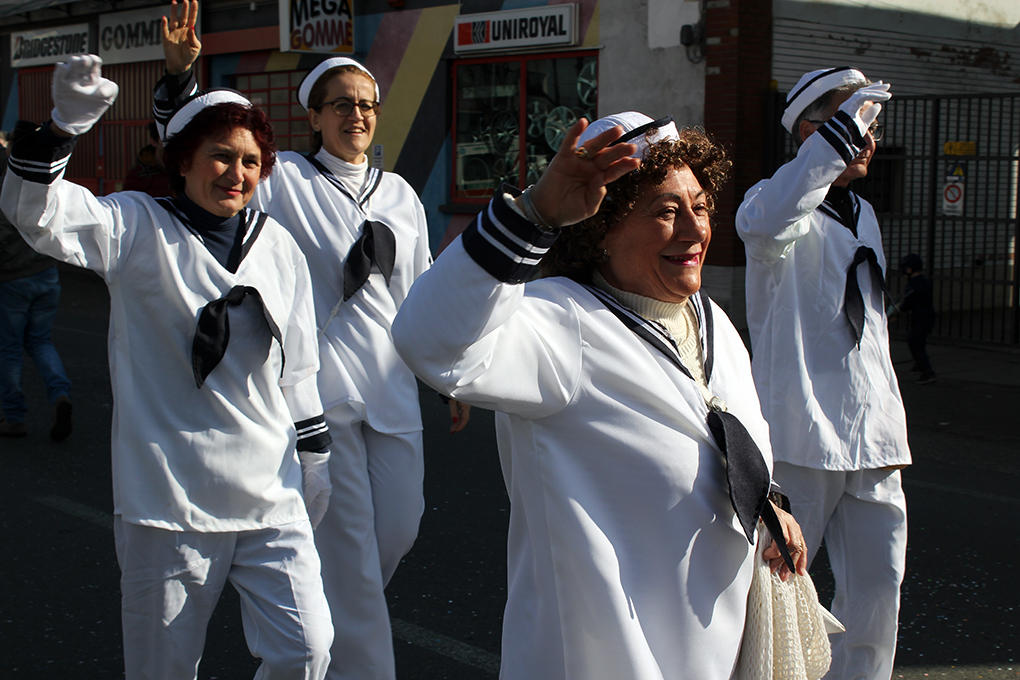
[736,527,844,680]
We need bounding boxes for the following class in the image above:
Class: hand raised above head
[528,119,641,229]
[162,0,202,75]
[51,55,119,137]
[839,81,891,129]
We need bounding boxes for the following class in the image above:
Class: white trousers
[772,463,908,680]
[319,402,425,680]
[114,518,333,680]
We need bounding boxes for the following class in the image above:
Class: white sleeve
[280,246,330,452]
[0,126,135,282]
[735,113,868,264]
[392,194,581,420]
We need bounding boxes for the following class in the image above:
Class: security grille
[766,92,1020,346]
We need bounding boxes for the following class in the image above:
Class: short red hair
[163,102,277,195]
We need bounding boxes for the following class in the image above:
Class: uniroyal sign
[280,0,355,54]
[454,5,578,54]
[11,25,90,68]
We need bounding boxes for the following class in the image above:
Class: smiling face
[597,164,711,304]
[179,127,262,218]
[308,71,378,164]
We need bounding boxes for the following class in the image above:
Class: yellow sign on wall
[944,141,976,156]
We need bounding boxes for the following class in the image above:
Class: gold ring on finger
[575,146,592,160]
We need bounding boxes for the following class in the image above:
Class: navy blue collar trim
[582,285,714,384]
[305,154,383,209]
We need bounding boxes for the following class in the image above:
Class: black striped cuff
[153,69,199,136]
[8,123,77,185]
[295,415,331,452]
[461,187,560,284]
[817,110,866,166]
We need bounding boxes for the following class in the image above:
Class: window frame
[450,49,599,206]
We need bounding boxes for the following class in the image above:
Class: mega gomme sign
[280,0,355,54]
[454,5,578,54]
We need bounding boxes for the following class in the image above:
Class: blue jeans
[0,267,72,423]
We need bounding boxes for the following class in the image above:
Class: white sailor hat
[577,112,679,159]
[781,66,866,133]
[164,88,252,141]
[297,57,380,111]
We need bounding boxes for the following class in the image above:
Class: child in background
[891,253,936,384]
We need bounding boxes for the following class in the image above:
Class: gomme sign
[100,7,196,65]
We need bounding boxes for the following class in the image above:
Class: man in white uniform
[736,67,911,680]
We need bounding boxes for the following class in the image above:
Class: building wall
[773,0,1020,94]
[599,0,704,127]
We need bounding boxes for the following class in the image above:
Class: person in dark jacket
[0,121,73,439]
[122,121,171,197]
[892,253,936,384]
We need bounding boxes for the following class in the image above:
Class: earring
[600,248,610,263]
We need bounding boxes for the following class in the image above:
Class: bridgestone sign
[11,25,90,68]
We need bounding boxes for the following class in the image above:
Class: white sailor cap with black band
[781,66,866,133]
[577,112,680,159]
[164,88,253,142]
[297,57,380,111]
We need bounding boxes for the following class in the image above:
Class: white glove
[299,450,331,530]
[51,54,119,136]
[837,81,891,135]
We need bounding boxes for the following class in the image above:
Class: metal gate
[766,92,1020,346]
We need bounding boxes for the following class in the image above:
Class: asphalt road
[1,265,1018,679]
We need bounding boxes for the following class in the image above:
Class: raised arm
[736,83,890,263]
[0,56,130,279]
[391,120,638,418]
[154,0,202,139]
[162,0,202,75]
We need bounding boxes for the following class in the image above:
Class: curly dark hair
[163,102,277,195]
[540,126,731,282]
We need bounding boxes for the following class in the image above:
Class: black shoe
[910,362,923,372]
[0,419,28,437]
[916,371,937,385]
[50,397,73,442]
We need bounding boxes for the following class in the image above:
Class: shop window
[453,51,598,202]
[234,71,311,153]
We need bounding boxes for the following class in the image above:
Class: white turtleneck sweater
[591,270,708,392]
[314,148,370,197]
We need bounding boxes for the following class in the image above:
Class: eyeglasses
[320,98,380,118]
[808,119,884,142]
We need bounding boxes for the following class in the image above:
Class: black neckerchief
[819,185,860,237]
[581,284,794,568]
[304,154,384,211]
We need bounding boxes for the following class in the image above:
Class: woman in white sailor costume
[0,55,334,680]
[392,113,809,680]
[155,4,468,678]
